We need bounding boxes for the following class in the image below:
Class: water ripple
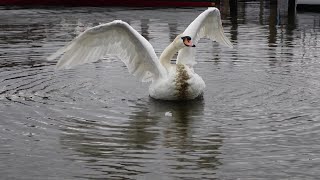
[1,4,320,180]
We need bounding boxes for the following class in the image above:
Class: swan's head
[174,34,196,49]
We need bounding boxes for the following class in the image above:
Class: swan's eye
[181,36,192,41]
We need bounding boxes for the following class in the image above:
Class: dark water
[1,2,320,180]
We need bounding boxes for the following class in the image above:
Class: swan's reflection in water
[59,98,223,178]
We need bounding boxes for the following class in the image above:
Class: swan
[48,7,233,101]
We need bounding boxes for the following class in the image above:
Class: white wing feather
[177,7,233,66]
[47,20,166,82]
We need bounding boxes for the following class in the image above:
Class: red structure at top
[0,0,217,7]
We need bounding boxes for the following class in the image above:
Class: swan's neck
[159,42,179,70]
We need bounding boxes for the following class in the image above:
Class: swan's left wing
[177,7,233,67]
[47,20,166,82]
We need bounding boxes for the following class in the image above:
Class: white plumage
[48,7,232,101]
[177,7,233,66]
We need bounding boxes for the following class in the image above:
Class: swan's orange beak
[182,36,196,47]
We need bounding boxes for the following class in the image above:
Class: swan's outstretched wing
[47,20,166,82]
[177,7,233,67]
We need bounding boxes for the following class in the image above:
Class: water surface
[1,2,320,179]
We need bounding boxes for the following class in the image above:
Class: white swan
[48,7,233,101]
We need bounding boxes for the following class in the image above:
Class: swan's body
[48,7,232,100]
[149,63,206,100]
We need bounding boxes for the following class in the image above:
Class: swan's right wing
[177,7,233,67]
[47,20,166,82]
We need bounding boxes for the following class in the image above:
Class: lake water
[1,2,320,179]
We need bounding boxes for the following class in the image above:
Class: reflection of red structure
[0,0,216,7]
